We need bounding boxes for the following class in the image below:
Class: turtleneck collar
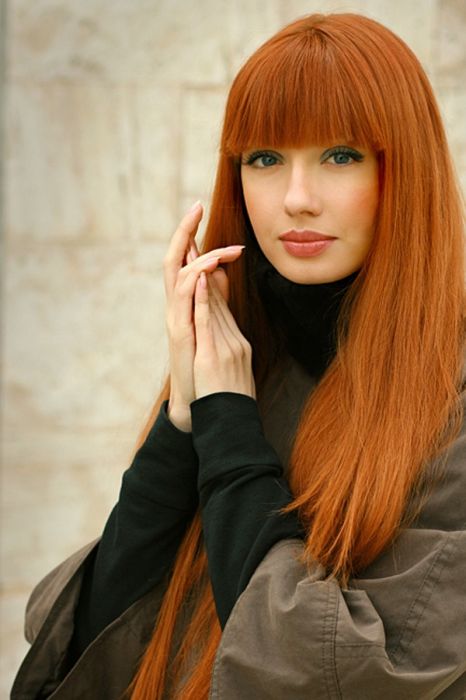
[253,249,357,378]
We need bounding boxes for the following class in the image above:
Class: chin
[273,259,356,285]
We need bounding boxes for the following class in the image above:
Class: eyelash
[242,146,364,167]
[325,146,364,165]
[242,151,280,167]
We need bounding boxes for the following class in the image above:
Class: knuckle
[173,282,185,300]
[169,327,190,345]
[175,266,188,283]
[231,340,242,357]
[242,340,252,357]
[175,276,194,298]
[232,336,244,353]
[222,345,236,362]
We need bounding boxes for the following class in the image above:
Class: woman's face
[240,144,379,284]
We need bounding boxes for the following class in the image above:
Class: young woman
[12,12,466,700]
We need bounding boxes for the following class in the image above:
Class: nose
[283,164,323,217]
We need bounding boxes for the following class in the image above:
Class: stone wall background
[1,0,465,695]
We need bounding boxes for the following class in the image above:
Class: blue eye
[330,152,353,165]
[242,151,281,168]
[323,146,364,165]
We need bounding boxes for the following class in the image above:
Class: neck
[254,251,357,377]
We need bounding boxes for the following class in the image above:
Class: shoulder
[25,538,100,644]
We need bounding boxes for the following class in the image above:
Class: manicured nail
[226,245,245,251]
[200,271,207,289]
[188,200,202,213]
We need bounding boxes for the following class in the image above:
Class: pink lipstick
[279,229,336,258]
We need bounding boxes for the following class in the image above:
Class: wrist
[167,400,192,432]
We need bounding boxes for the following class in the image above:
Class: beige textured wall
[2,0,465,694]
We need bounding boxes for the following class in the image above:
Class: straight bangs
[222,28,385,157]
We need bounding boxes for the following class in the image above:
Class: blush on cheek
[351,185,379,224]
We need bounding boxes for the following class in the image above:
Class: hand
[193,270,256,401]
[163,202,244,430]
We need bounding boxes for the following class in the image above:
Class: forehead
[223,36,383,157]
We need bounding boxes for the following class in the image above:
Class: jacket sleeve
[191,392,466,700]
[71,399,198,655]
[11,540,167,700]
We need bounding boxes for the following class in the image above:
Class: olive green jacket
[11,359,466,699]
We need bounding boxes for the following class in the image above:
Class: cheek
[242,182,257,223]
[340,183,379,230]
[243,183,277,231]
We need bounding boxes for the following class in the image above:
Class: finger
[210,293,234,353]
[180,245,244,284]
[194,272,215,352]
[171,257,220,330]
[204,277,246,366]
[186,240,199,265]
[207,242,244,302]
[195,273,231,358]
[164,201,203,294]
[177,246,243,294]
[211,267,229,302]
[206,275,255,397]
[170,247,238,331]
[189,245,243,267]
[188,236,238,302]
[207,275,244,341]
[190,240,200,260]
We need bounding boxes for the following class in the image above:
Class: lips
[278,229,336,258]
[279,229,336,242]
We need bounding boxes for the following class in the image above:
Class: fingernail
[226,245,245,251]
[188,200,202,213]
[200,271,207,289]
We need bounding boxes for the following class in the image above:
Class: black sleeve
[69,400,198,660]
[191,392,304,629]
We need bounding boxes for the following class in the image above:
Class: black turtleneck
[253,248,356,377]
[70,253,355,659]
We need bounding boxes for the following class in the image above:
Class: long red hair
[129,13,465,698]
